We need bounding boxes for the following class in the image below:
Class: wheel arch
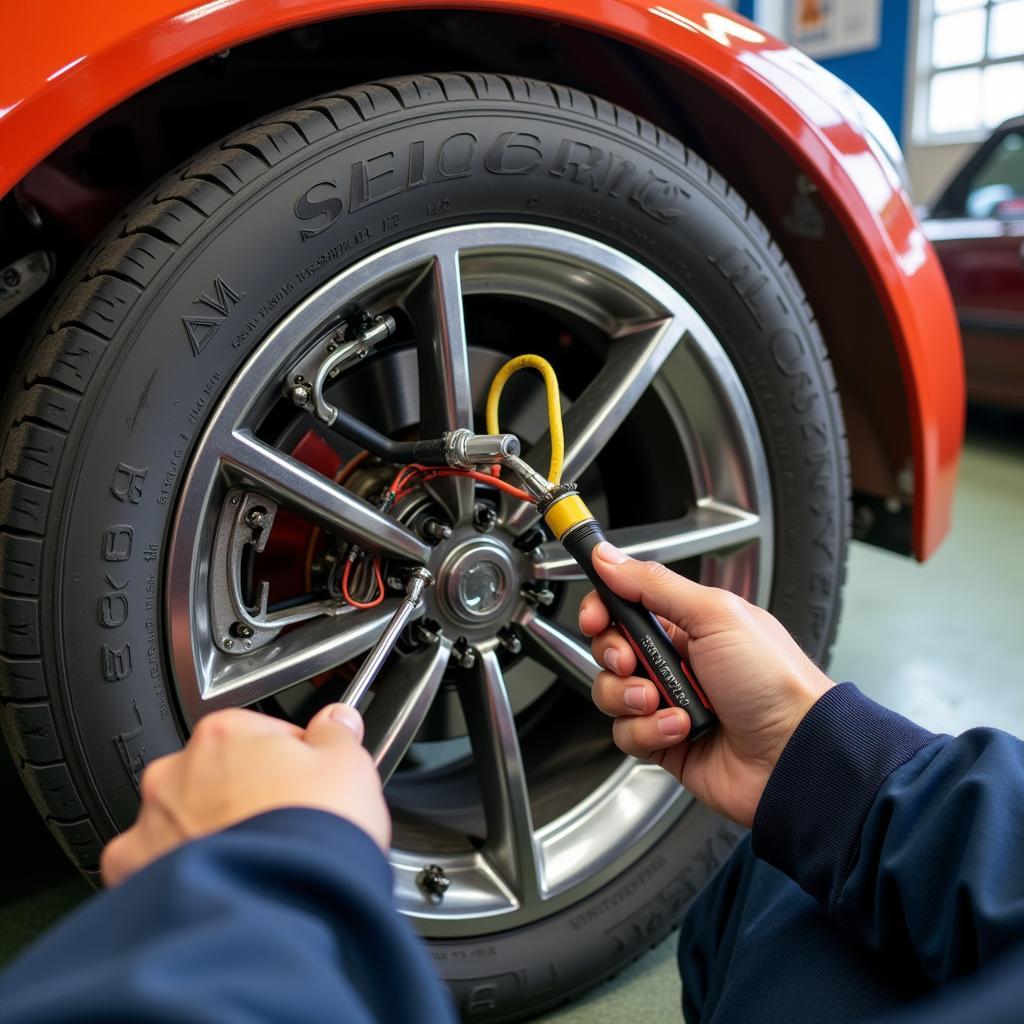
[0,0,963,559]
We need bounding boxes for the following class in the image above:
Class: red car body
[1,0,964,558]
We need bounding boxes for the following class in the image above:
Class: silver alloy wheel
[166,224,773,937]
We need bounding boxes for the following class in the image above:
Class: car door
[924,123,1024,408]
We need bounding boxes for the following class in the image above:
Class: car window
[965,131,1024,219]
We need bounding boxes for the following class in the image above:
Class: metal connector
[285,313,397,426]
[340,567,434,708]
[500,452,555,503]
[444,428,520,469]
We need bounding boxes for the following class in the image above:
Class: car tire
[0,73,849,1021]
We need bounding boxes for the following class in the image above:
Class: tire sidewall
[34,92,845,1014]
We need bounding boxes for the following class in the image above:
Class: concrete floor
[1,409,1021,1021]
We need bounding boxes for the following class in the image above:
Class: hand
[101,704,389,886]
[580,544,834,827]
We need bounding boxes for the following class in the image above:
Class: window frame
[929,120,1024,216]
[912,0,1024,145]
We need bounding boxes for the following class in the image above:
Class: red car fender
[1,0,963,559]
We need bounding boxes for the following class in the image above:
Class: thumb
[304,703,365,750]
[591,542,708,633]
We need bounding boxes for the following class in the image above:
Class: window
[965,130,1024,216]
[914,0,1024,141]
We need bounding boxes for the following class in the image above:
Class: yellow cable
[486,355,564,484]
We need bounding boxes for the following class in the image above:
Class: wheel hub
[425,527,528,641]
[442,539,515,624]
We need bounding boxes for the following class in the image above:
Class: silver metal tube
[444,428,520,469]
[340,567,434,708]
[500,453,554,503]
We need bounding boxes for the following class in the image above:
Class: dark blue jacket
[1,683,1022,1022]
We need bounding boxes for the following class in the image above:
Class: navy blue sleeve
[0,808,457,1024]
[752,682,1024,982]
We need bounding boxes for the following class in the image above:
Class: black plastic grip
[562,519,717,741]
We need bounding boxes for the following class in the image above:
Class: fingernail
[657,711,685,736]
[595,541,629,565]
[328,704,362,736]
[604,648,622,674]
[625,686,648,710]
[579,610,592,637]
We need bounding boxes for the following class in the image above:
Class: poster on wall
[789,0,881,59]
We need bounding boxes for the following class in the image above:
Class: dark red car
[924,116,1024,408]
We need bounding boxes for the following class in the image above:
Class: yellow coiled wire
[485,354,564,485]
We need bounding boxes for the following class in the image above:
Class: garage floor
[1,408,1021,1022]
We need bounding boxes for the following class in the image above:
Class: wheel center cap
[439,539,517,625]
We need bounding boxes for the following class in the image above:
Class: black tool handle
[561,520,717,741]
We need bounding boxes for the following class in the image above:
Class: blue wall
[737,1,911,142]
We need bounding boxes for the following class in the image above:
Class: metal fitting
[473,503,498,533]
[232,622,255,639]
[417,864,451,898]
[414,619,443,647]
[246,507,267,530]
[501,452,554,503]
[423,518,453,542]
[452,638,477,669]
[498,626,522,655]
[444,428,521,470]
[284,313,396,425]
[521,584,555,607]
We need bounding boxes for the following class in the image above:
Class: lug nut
[414,619,442,647]
[423,518,453,542]
[521,584,555,607]
[473,503,498,533]
[417,863,451,898]
[452,638,477,669]
[514,526,547,553]
[498,627,522,655]
[290,384,311,407]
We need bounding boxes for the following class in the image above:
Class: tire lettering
[709,246,768,328]
[484,131,543,175]
[110,463,148,505]
[350,151,402,213]
[101,642,133,682]
[98,573,130,628]
[182,276,244,355]
[115,701,147,790]
[433,132,477,179]
[294,179,345,241]
[102,525,133,562]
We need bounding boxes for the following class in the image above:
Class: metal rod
[340,568,435,708]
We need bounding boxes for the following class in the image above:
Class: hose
[485,354,564,485]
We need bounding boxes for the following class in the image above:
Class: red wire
[338,460,533,611]
[389,464,533,504]
[341,556,385,609]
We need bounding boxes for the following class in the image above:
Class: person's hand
[580,544,834,827]
[101,704,389,886]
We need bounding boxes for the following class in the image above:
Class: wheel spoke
[458,650,542,904]
[221,429,430,561]
[530,501,763,581]
[517,609,598,699]
[405,251,475,520]
[506,317,682,530]
[364,638,454,784]
[197,603,402,716]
